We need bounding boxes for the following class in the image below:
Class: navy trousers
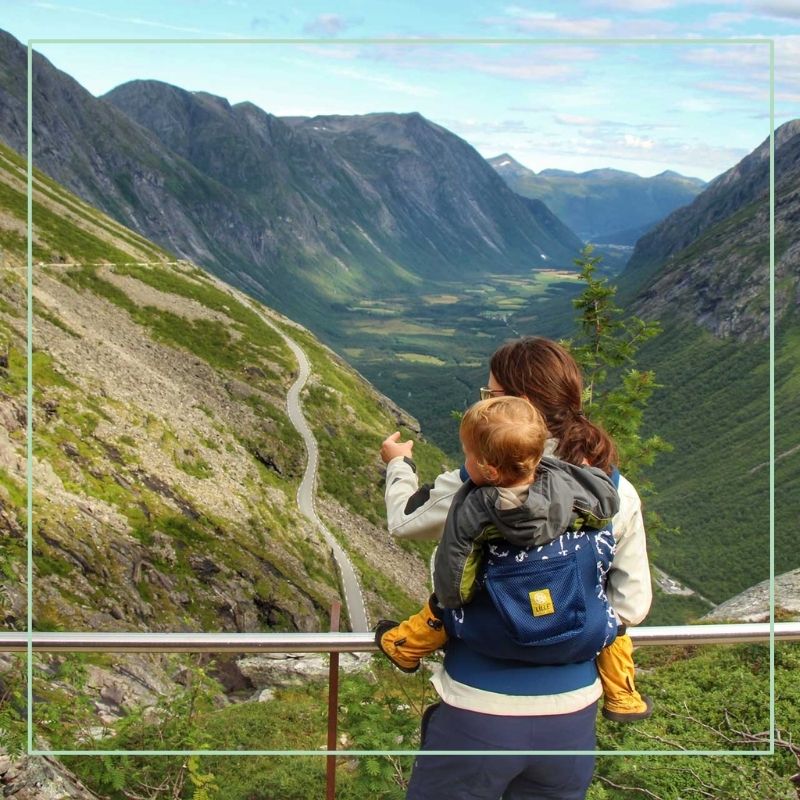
[406,701,597,800]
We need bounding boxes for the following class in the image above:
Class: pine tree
[568,244,672,551]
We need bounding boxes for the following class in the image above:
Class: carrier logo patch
[529,589,554,616]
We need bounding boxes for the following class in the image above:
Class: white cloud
[295,44,362,61]
[441,118,539,136]
[773,34,800,87]
[623,133,655,149]
[302,14,358,37]
[31,1,240,36]
[696,80,770,101]
[588,0,679,11]
[487,8,614,36]
[502,7,559,21]
[673,97,719,113]
[554,113,602,126]
[682,44,770,71]
[706,11,755,30]
[483,8,678,37]
[467,60,577,81]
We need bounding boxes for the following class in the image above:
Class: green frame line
[26,35,34,760]
[25,35,776,759]
[768,36,776,757]
[31,748,774,758]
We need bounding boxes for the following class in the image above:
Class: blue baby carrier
[444,471,620,665]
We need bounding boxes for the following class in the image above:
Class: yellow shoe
[601,692,653,722]
[597,633,654,723]
[374,599,447,673]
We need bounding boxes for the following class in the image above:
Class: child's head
[459,396,548,487]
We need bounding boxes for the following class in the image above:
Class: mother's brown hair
[489,336,618,473]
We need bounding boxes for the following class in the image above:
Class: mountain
[621,120,800,603]
[279,112,581,268]
[0,30,584,335]
[488,153,706,245]
[0,138,446,639]
[625,119,800,338]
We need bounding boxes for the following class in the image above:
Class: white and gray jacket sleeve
[608,473,652,626]
[384,456,463,541]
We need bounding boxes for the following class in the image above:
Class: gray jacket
[432,456,619,609]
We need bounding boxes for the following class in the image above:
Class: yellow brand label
[529,589,555,617]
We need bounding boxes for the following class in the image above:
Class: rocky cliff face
[625,120,800,339]
[281,112,583,273]
[702,569,800,623]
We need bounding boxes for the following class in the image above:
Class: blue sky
[2,0,798,181]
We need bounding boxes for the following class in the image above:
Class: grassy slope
[638,319,798,603]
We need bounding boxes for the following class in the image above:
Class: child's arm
[384,447,464,541]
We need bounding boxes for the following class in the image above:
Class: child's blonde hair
[459,396,548,486]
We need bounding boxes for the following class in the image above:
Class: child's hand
[381,431,414,464]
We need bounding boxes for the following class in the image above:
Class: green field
[325,269,583,454]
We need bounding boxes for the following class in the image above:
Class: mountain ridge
[626,118,800,340]
[0,28,586,323]
[488,152,706,244]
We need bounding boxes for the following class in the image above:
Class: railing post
[326,600,342,800]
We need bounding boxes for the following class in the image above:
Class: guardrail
[1,622,799,652]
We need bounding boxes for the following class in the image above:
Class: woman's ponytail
[554,413,617,475]
[489,337,618,474]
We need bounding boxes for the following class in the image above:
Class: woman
[380,337,652,800]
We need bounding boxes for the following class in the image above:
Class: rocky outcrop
[702,569,800,623]
[0,753,103,800]
[237,652,372,690]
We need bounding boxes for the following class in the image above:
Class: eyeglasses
[479,387,505,401]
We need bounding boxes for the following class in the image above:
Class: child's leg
[374,595,448,673]
[596,627,653,722]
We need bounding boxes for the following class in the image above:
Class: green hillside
[2,641,796,798]
[621,122,800,603]
[638,322,797,602]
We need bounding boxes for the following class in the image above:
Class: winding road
[279,331,370,632]
[217,280,370,632]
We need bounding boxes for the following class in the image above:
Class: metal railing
[1,622,799,652]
